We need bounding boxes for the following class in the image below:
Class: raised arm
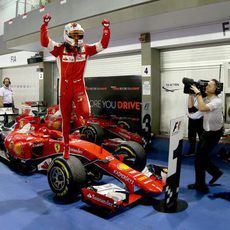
[40,14,51,48]
[100,19,110,49]
[86,19,111,56]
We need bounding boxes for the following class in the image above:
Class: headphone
[212,79,222,95]
[3,77,11,85]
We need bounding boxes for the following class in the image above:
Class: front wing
[81,183,142,212]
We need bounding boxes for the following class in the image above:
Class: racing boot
[63,144,70,159]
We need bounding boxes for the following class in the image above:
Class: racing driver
[40,14,110,159]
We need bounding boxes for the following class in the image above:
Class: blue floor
[0,137,229,230]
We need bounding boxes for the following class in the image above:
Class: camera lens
[182,78,194,85]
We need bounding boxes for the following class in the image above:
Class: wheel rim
[50,166,66,191]
[84,129,95,142]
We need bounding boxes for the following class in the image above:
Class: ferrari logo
[54,143,60,153]
[19,121,24,129]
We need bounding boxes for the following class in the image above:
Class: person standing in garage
[40,14,110,159]
[0,77,14,108]
[188,79,223,193]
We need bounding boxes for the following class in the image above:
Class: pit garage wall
[0,51,42,110]
[2,65,41,109]
[160,44,230,136]
[0,46,226,137]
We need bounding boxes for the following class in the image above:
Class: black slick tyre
[114,141,147,171]
[47,156,86,201]
[80,124,104,144]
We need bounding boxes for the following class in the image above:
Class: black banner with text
[85,75,142,133]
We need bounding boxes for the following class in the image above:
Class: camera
[182,78,208,96]
[182,77,223,96]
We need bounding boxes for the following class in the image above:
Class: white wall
[0,0,41,35]
[0,50,39,109]
[84,53,141,77]
[2,65,40,109]
[0,0,17,35]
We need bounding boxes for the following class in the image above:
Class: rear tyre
[47,156,87,201]
[114,141,147,171]
[80,124,104,144]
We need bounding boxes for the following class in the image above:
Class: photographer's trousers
[195,128,223,186]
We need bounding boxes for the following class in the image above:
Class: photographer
[187,79,223,193]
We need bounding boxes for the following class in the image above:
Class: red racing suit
[40,22,110,158]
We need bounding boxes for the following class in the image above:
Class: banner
[85,75,142,133]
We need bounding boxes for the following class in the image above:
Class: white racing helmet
[64,22,84,47]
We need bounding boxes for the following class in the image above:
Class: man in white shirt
[188,79,223,193]
[0,77,14,108]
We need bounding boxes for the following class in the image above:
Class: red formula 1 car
[0,115,144,172]
[0,115,166,212]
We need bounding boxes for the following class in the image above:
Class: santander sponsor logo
[86,193,114,207]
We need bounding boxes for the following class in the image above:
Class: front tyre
[47,156,86,201]
[114,141,147,171]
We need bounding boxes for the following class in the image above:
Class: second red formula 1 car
[44,104,147,150]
